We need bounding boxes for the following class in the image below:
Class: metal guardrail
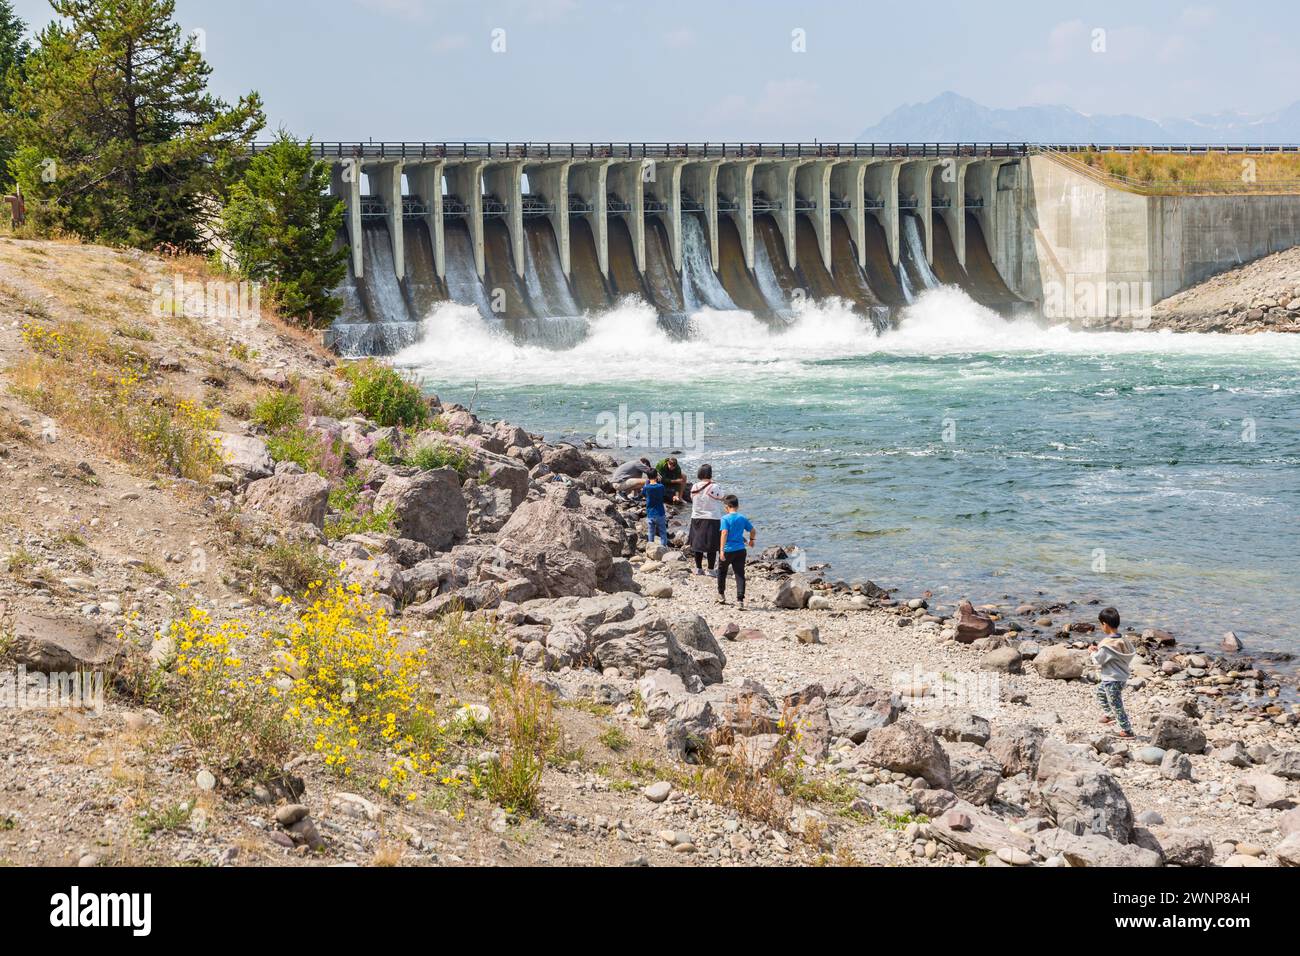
[257,142,1032,160]
[251,141,1300,161]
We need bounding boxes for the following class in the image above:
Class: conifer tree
[223,132,347,327]
[4,0,264,248]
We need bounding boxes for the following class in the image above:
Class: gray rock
[1265,750,1300,780]
[986,723,1046,777]
[773,575,815,610]
[1159,750,1194,781]
[210,431,273,482]
[924,711,991,746]
[11,613,130,673]
[1150,827,1213,867]
[242,472,331,528]
[1034,829,1161,867]
[932,800,1035,860]
[857,718,952,790]
[1033,644,1088,680]
[981,646,1022,673]
[373,469,468,552]
[1149,713,1207,754]
[643,781,672,804]
[947,742,1003,806]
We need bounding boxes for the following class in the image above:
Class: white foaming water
[395,285,1300,384]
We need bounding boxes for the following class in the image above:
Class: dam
[289,142,1300,354]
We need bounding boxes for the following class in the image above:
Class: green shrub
[324,474,395,540]
[251,390,304,433]
[346,361,428,428]
[408,441,471,476]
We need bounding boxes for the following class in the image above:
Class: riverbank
[0,237,1296,868]
[1145,245,1300,333]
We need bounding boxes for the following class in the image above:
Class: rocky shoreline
[224,390,1300,867]
[1143,245,1300,334]
[1,237,1297,868]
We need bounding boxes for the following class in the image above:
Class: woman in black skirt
[688,464,727,575]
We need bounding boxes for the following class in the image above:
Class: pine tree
[3,0,264,249]
[0,0,30,189]
[223,133,347,328]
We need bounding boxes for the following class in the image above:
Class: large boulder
[947,743,1004,806]
[924,711,991,746]
[1150,827,1214,867]
[1036,759,1134,843]
[1239,772,1292,810]
[242,472,331,528]
[1265,750,1300,781]
[1035,829,1162,867]
[826,685,898,743]
[531,593,641,631]
[773,575,815,610]
[1033,644,1088,680]
[372,469,468,552]
[211,431,273,482]
[12,613,130,673]
[541,445,597,478]
[857,718,952,790]
[986,723,1046,777]
[1277,833,1300,867]
[499,485,618,586]
[591,610,725,685]
[1150,713,1207,754]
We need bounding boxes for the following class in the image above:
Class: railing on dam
[251,141,1300,160]
[256,142,1032,159]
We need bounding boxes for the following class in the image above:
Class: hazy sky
[10,0,1300,141]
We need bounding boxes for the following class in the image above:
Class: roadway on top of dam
[250,141,1300,159]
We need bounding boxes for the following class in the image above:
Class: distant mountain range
[858,92,1300,145]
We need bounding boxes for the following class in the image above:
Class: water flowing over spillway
[329,205,1026,356]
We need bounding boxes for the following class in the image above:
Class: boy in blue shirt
[641,471,668,547]
[717,494,755,607]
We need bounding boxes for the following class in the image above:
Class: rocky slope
[0,237,1297,869]
[1146,245,1300,333]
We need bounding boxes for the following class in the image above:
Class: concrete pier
[718,160,758,270]
[607,160,646,273]
[797,159,836,273]
[524,160,571,275]
[754,159,806,272]
[568,160,610,277]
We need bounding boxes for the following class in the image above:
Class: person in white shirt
[687,464,727,575]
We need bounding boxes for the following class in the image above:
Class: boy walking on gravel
[1090,606,1136,738]
[641,471,668,547]
[717,495,755,607]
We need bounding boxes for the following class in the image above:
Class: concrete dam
[307,143,1300,354]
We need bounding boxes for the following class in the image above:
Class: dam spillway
[305,142,1300,354]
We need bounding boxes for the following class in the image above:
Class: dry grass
[1059,149,1300,194]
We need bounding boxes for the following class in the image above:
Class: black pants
[694,549,717,571]
[718,549,747,601]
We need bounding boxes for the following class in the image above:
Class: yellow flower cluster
[277,577,446,801]
[165,575,447,802]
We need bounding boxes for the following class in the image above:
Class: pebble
[195,769,216,791]
[643,781,672,804]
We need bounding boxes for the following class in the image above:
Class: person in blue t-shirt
[640,471,668,547]
[717,494,755,607]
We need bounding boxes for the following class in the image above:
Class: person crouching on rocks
[688,464,726,576]
[640,470,669,548]
[717,494,755,608]
[1090,606,1136,738]
[611,456,653,497]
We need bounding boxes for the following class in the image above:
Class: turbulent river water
[395,289,1300,660]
